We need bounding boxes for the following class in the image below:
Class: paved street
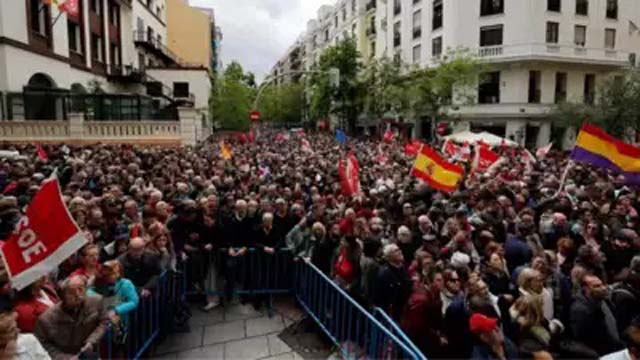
[153,298,332,360]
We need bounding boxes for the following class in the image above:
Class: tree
[210,61,254,131]
[408,49,488,121]
[361,57,413,122]
[550,70,640,138]
[258,82,304,125]
[308,38,362,134]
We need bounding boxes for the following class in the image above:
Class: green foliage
[258,82,305,125]
[408,48,488,118]
[210,61,254,131]
[550,70,640,138]
[360,57,412,121]
[308,38,362,133]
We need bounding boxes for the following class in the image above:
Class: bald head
[128,237,145,259]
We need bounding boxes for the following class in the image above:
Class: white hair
[383,244,399,261]
[262,212,273,222]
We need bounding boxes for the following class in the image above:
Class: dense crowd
[0,129,638,360]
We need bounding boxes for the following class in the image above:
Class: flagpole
[51,9,64,26]
[554,160,573,197]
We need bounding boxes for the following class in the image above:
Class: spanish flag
[571,123,640,184]
[220,141,232,160]
[411,145,464,193]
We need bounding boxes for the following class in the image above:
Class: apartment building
[274,0,640,148]
[0,0,212,122]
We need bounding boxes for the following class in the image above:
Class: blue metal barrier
[373,307,427,360]
[294,261,425,360]
[186,248,293,297]
[100,269,186,359]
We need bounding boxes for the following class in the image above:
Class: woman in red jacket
[14,276,59,333]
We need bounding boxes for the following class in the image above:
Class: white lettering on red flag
[0,175,86,290]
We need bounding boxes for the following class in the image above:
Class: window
[432,36,443,57]
[334,16,338,28]
[576,0,588,15]
[605,28,616,49]
[91,34,103,62]
[414,0,421,3]
[353,23,357,36]
[342,7,346,21]
[352,0,356,13]
[479,71,500,104]
[30,0,48,36]
[393,21,401,47]
[480,0,504,16]
[555,72,567,103]
[574,25,586,46]
[137,17,144,33]
[173,82,190,98]
[528,71,541,103]
[68,21,82,53]
[109,4,119,26]
[413,10,422,39]
[91,0,101,15]
[325,29,329,42]
[110,43,120,66]
[584,74,595,104]
[433,0,443,30]
[548,0,560,12]
[147,26,154,42]
[480,25,503,46]
[370,41,376,58]
[606,0,617,19]
[394,0,401,15]
[413,45,422,63]
[546,22,559,43]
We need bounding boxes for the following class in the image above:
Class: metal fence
[294,261,426,360]
[1,91,178,121]
[99,268,187,359]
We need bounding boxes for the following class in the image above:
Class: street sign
[250,110,260,122]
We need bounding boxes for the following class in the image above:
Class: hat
[469,313,498,335]
[451,251,471,268]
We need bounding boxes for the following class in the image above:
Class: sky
[189,0,335,82]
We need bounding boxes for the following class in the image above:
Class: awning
[443,131,518,147]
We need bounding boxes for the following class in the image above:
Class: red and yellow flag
[220,141,232,160]
[410,145,464,193]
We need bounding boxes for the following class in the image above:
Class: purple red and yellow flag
[571,123,640,184]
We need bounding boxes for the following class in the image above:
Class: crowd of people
[0,128,638,360]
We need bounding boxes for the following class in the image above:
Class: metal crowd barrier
[185,248,294,297]
[294,261,426,360]
[100,269,187,359]
[373,307,427,360]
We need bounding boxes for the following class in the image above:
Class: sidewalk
[152,297,327,359]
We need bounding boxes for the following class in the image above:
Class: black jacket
[118,251,162,290]
[373,263,412,320]
[569,292,624,356]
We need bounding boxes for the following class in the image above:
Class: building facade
[0,0,212,123]
[273,0,640,147]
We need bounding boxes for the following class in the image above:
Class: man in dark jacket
[374,244,412,320]
[118,237,162,297]
[570,274,625,356]
[611,256,640,333]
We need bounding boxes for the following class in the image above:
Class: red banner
[339,153,361,196]
[0,176,86,290]
[473,145,501,173]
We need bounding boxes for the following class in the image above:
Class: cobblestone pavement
[152,297,334,360]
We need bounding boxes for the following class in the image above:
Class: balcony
[448,103,552,119]
[107,64,145,83]
[133,30,180,66]
[476,43,632,67]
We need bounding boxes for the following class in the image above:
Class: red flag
[536,143,553,159]
[237,133,248,143]
[59,0,79,17]
[296,129,306,138]
[443,140,458,157]
[383,123,395,143]
[404,139,423,156]
[473,145,501,173]
[2,181,17,195]
[36,144,48,161]
[301,139,313,153]
[0,175,86,290]
[338,153,360,196]
[248,130,255,143]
